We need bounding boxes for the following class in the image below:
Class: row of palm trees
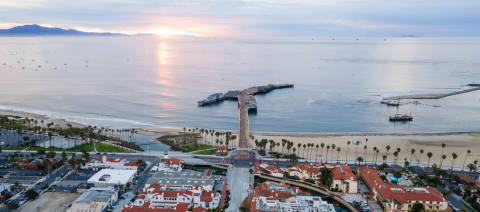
[183,128,238,150]
[1,117,140,149]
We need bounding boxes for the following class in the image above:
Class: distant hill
[401,35,418,37]
[0,24,126,36]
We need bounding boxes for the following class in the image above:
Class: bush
[25,189,39,200]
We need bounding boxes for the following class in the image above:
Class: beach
[2,108,479,169]
[253,132,480,169]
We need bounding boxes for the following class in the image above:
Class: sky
[1,0,480,37]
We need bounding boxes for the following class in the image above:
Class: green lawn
[96,143,131,153]
[1,146,27,150]
[195,149,217,155]
[27,146,64,151]
[67,143,94,152]
[180,144,213,152]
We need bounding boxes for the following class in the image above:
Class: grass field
[67,143,94,152]
[27,146,64,151]
[1,146,27,150]
[195,149,217,155]
[180,144,213,152]
[96,143,131,153]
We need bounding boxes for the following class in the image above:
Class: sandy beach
[253,132,480,169]
[2,108,479,169]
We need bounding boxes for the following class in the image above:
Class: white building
[66,187,118,212]
[86,169,136,189]
[82,154,128,170]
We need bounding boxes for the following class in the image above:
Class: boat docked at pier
[389,113,413,121]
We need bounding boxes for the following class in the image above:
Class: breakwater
[383,85,480,101]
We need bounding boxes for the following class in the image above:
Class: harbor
[382,84,480,101]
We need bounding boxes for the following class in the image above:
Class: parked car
[193,155,199,158]
[55,177,60,181]
[36,181,41,185]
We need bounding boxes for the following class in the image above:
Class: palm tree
[336,147,341,163]
[306,143,311,160]
[302,144,307,158]
[274,153,281,168]
[418,149,424,166]
[326,145,330,163]
[355,142,359,164]
[363,145,368,165]
[315,144,319,162]
[427,152,433,167]
[331,144,336,162]
[357,157,364,167]
[410,149,415,163]
[440,143,446,165]
[297,143,301,156]
[439,155,446,169]
[462,150,471,171]
[393,151,398,165]
[466,163,476,175]
[346,141,351,163]
[43,159,51,177]
[382,155,386,163]
[376,149,380,165]
[137,159,144,172]
[320,143,325,162]
[450,153,457,175]
[386,145,391,163]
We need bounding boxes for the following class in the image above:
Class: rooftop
[87,169,136,184]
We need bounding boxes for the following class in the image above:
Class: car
[37,190,42,194]
[36,181,41,185]
[55,177,60,181]
[0,142,4,146]
[19,200,26,205]
[193,155,199,158]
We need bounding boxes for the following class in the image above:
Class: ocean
[1,36,480,134]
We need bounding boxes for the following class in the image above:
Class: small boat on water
[389,113,413,121]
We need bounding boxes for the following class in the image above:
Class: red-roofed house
[122,202,190,212]
[359,167,448,212]
[159,158,184,172]
[82,154,131,170]
[217,146,228,153]
[254,163,285,178]
[198,190,220,209]
[330,164,358,193]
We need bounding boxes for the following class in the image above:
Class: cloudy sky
[1,0,479,37]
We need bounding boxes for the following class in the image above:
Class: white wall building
[86,169,136,189]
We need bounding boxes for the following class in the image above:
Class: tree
[466,163,477,175]
[418,149,424,166]
[289,154,298,166]
[274,153,281,168]
[320,143,325,162]
[462,150,471,171]
[46,151,56,159]
[392,171,402,185]
[450,153,457,175]
[7,202,19,210]
[346,141,351,163]
[302,144,307,158]
[336,147,341,163]
[386,145,391,163]
[326,145,330,163]
[137,159,144,172]
[440,143,446,165]
[411,202,425,212]
[319,166,333,185]
[357,157,364,167]
[363,145,367,165]
[439,155,446,169]
[331,144,336,162]
[427,152,433,167]
[25,189,39,200]
[239,206,248,212]
[315,144,319,162]
[410,149,415,164]
[43,159,51,177]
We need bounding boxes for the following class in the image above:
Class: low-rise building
[0,183,11,194]
[146,171,215,191]
[0,171,10,179]
[359,167,448,212]
[250,181,334,212]
[159,158,185,172]
[254,163,285,178]
[87,169,137,189]
[457,172,480,194]
[67,187,118,212]
[82,154,132,170]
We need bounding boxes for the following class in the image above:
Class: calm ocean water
[0,36,479,134]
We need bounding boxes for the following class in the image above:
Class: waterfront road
[225,167,252,212]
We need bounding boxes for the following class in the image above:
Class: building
[250,181,334,212]
[82,154,131,170]
[200,169,212,179]
[254,163,285,178]
[159,158,185,172]
[287,163,358,193]
[217,146,227,153]
[330,164,358,193]
[0,171,10,179]
[359,167,448,212]
[128,183,220,210]
[67,187,118,212]
[457,173,480,193]
[146,171,215,191]
[122,203,190,212]
[87,169,137,189]
[124,161,139,171]
[0,183,11,194]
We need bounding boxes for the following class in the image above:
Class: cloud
[0,0,479,36]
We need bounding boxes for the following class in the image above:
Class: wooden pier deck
[383,85,480,101]
[238,93,250,148]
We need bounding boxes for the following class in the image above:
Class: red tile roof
[332,165,358,182]
[124,161,138,166]
[106,157,126,163]
[192,208,207,212]
[164,158,184,166]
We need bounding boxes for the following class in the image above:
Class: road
[225,167,252,212]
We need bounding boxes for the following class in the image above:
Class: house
[86,169,136,189]
[217,146,228,153]
[250,181,335,212]
[82,154,130,170]
[124,161,138,171]
[201,169,212,179]
[122,203,190,212]
[330,165,358,193]
[145,171,215,191]
[457,173,480,194]
[161,158,185,172]
[359,167,448,212]
[66,187,117,212]
[129,183,219,210]
[0,171,10,179]
[254,163,285,178]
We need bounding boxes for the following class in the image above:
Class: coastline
[2,108,479,168]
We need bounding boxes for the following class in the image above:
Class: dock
[383,85,480,101]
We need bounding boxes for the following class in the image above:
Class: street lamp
[148,146,150,156]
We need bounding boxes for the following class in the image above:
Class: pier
[238,93,250,148]
[197,84,293,106]
[383,85,480,101]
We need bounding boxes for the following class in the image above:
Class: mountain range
[0,24,127,36]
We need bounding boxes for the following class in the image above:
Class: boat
[389,113,413,121]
